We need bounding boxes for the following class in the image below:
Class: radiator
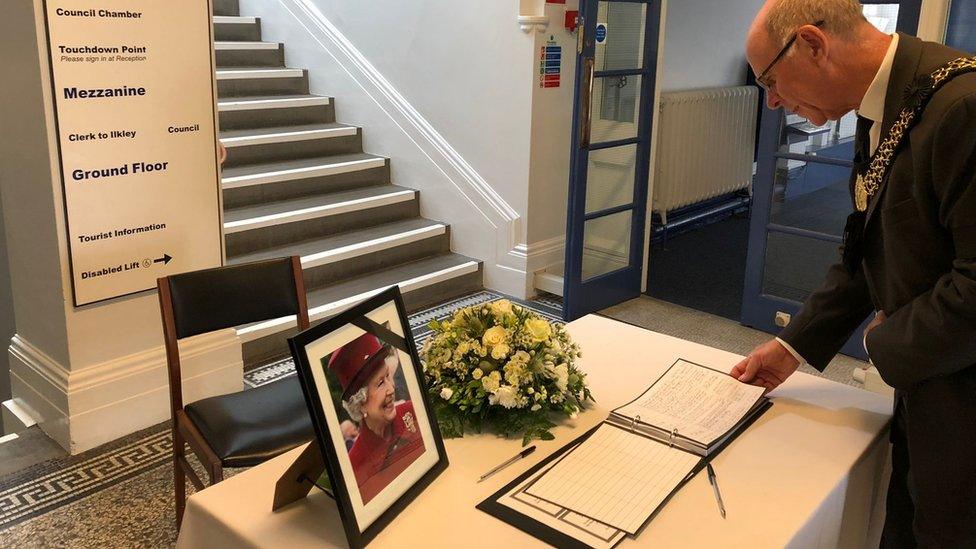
[652,86,759,223]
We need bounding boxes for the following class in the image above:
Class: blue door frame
[947,0,976,53]
[562,0,661,321]
[741,1,922,359]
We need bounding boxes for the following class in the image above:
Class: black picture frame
[288,286,449,548]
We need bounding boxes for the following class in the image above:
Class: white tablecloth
[178,314,893,548]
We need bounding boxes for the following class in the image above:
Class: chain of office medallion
[855,57,976,211]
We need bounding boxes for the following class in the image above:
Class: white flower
[569,409,579,419]
[531,403,542,412]
[472,368,484,380]
[494,385,519,409]
[440,387,454,400]
[554,363,569,392]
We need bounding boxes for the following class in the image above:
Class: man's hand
[729,339,801,393]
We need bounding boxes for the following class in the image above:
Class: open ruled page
[523,424,700,534]
[614,359,766,446]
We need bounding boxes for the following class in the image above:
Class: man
[734,0,976,545]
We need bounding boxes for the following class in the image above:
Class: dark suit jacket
[779,34,976,543]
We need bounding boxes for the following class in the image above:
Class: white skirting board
[7,331,244,454]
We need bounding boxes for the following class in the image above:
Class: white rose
[440,387,453,400]
[554,363,569,392]
[472,368,484,380]
[494,385,519,409]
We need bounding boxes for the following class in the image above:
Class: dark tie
[842,114,875,274]
[853,114,874,168]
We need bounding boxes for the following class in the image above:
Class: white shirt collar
[857,33,899,124]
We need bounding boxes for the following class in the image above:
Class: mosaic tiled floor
[0,291,561,534]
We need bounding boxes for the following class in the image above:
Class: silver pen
[706,462,727,519]
[478,445,536,483]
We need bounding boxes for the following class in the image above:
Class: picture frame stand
[272,442,327,511]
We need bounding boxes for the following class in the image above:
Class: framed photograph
[289,286,448,548]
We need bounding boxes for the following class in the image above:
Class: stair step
[213,15,255,24]
[214,41,281,51]
[213,15,261,41]
[218,95,331,112]
[237,253,481,343]
[220,123,358,148]
[228,217,447,269]
[216,67,304,80]
[223,185,415,234]
[221,153,386,189]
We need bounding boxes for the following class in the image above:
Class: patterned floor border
[0,290,561,532]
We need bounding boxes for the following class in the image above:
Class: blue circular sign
[595,23,608,44]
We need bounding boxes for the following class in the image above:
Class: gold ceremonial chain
[854,56,976,211]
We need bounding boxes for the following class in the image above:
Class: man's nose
[766,90,784,110]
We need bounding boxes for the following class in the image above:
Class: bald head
[746,0,891,125]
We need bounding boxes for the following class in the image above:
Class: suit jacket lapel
[865,33,924,225]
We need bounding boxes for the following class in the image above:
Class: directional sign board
[42,0,223,306]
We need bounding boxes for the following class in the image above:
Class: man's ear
[797,25,829,65]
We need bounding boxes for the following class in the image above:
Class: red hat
[328,333,391,400]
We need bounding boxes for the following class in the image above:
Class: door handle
[579,56,595,149]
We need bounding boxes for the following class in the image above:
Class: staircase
[213,0,483,364]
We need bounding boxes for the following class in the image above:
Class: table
[177,314,894,548]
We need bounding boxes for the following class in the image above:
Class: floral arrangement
[421,299,592,445]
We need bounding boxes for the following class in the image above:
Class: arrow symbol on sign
[153,254,173,265]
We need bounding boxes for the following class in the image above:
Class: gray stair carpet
[0,291,561,547]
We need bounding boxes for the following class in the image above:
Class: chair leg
[210,461,223,484]
[174,427,187,530]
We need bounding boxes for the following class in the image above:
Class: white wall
[660,0,766,92]
[241,0,538,297]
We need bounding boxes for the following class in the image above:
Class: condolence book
[478,359,771,548]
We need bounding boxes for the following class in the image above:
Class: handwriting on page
[618,360,765,444]
[524,424,700,534]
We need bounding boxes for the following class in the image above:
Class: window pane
[583,210,632,280]
[585,144,637,214]
[596,2,646,71]
[762,232,841,302]
[778,111,857,160]
[768,158,852,238]
[592,75,643,140]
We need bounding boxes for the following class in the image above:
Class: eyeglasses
[755,20,825,91]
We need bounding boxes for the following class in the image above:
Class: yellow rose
[490,299,514,317]
[491,343,511,360]
[525,318,552,342]
[482,325,507,347]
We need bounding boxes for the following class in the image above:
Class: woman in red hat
[329,333,425,505]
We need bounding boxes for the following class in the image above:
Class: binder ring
[669,427,678,447]
[630,415,641,433]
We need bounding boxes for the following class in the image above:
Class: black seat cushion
[184,375,314,468]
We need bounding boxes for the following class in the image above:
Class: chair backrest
[157,256,309,411]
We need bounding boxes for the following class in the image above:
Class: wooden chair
[157,256,313,528]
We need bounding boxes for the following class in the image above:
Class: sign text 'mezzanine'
[63,86,146,99]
